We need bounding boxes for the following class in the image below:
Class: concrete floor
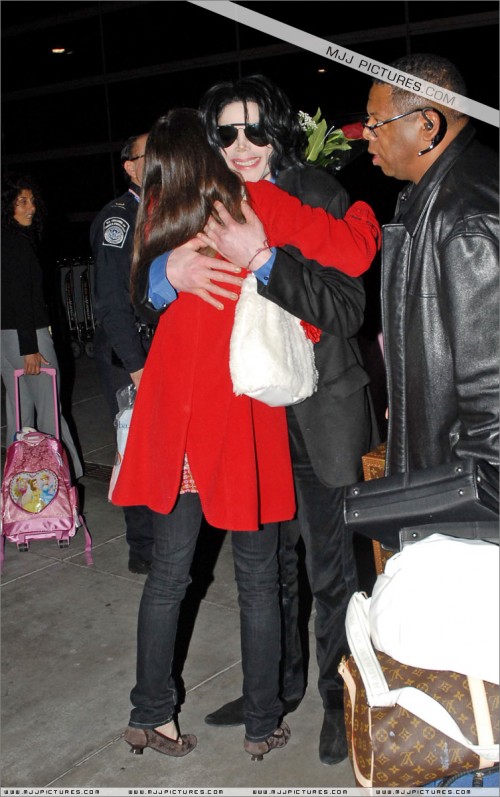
[1,354,366,789]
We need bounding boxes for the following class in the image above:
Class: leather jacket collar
[394,124,476,236]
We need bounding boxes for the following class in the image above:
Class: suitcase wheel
[17,543,29,552]
[58,540,70,549]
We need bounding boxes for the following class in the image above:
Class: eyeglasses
[216,123,269,148]
[128,153,145,162]
[363,107,433,137]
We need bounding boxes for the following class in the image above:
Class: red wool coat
[112,180,379,531]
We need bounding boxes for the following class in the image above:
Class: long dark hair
[1,172,46,240]
[131,108,245,301]
[199,74,307,175]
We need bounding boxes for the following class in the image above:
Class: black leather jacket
[381,125,499,474]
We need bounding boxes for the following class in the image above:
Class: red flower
[341,122,365,140]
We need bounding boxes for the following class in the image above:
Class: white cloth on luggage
[369,533,499,684]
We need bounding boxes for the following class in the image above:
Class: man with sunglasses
[91,132,156,575]
[145,75,380,766]
[362,53,498,480]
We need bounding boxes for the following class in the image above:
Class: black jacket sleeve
[260,165,366,338]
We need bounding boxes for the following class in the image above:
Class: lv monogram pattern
[343,650,499,787]
[361,443,395,574]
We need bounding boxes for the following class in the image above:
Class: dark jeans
[123,505,154,562]
[93,326,154,562]
[129,493,283,742]
[281,413,358,711]
[278,518,305,704]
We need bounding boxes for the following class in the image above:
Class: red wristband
[248,240,270,268]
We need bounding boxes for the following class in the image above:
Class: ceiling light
[52,47,66,54]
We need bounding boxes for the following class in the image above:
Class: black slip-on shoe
[319,709,348,765]
[128,557,152,575]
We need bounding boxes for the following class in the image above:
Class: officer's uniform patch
[103,217,130,248]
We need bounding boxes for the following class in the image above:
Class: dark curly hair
[199,74,307,175]
[1,172,46,239]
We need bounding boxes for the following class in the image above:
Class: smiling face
[13,189,36,226]
[217,101,273,183]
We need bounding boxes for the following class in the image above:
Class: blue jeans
[129,493,283,742]
[278,518,306,704]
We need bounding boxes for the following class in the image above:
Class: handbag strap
[74,510,93,566]
[345,593,499,762]
[338,657,373,788]
[468,675,496,769]
[346,592,391,703]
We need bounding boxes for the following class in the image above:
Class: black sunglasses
[216,123,269,147]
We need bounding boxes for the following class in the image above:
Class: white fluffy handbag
[229,273,318,407]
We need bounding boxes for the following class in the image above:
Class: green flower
[299,108,352,169]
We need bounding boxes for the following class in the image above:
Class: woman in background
[1,173,83,479]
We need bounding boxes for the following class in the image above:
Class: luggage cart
[59,257,96,359]
[80,265,95,358]
[62,263,83,359]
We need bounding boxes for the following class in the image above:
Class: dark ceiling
[2,0,498,255]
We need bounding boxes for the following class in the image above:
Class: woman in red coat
[113,108,380,761]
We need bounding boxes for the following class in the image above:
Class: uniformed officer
[90,133,155,574]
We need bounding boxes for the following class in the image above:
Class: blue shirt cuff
[253,247,277,285]
[148,253,177,308]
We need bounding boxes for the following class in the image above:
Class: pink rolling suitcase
[1,368,92,563]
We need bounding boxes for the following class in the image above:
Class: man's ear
[123,160,135,181]
[418,109,447,156]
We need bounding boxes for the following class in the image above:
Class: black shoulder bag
[344,457,499,550]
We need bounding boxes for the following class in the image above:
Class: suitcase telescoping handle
[13,367,60,440]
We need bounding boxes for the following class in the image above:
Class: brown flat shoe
[124,726,197,756]
[243,720,291,761]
